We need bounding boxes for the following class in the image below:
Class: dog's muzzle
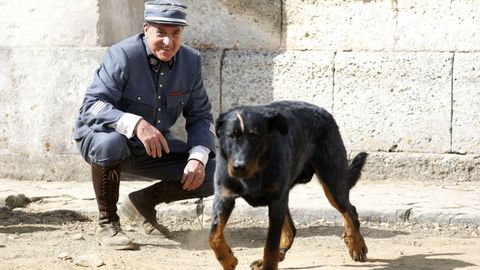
[228,158,250,178]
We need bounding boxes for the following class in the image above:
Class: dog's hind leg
[279,208,296,261]
[318,175,368,262]
[209,194,238,270]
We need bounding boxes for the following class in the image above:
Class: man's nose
[162,36,171,46]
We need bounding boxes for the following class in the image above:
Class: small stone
[58,252,72,260]
[8,234,20,240]
[73,254,104,267]
[71,233,84,240]
[5,194,32,209]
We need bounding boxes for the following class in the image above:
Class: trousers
[76,130,215,198]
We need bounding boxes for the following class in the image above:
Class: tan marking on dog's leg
[221,187,236,199]
[319,180,340,210]
[319,180,368,262]
[262,245,280,270]
[235,111,245,132]
[341,213,368,262]
[209,214,238,270]
[279,210,295,261]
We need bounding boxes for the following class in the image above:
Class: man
[73,0,216,250]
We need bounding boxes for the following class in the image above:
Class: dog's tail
[348,152,368,189]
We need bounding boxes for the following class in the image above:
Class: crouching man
[73,0,216,249]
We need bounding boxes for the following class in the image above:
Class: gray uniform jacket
[74,33,215,156]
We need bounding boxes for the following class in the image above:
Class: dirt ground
[1,206,479,270]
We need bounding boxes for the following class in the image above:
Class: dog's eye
[248,132,259,141]
[229,130,242,139]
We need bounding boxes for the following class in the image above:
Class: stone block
[98,0,145,46]
[334,51,453,153]
[452,53,480,154]
[0,0,143,47]
[182,0,281,49]
[222,50,334,112]
[283,0,397,50]
[361,152,480,182]
[0,48,105,159]
[222,50,276,110]
[0,153,89,182]
[271,50,335,111]
[396,0,480,51]
[0,49,13,156]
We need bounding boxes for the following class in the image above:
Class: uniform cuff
[188,145,211,166]
[115,113,142,139]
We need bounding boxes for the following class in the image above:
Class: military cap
[144,0,188,26]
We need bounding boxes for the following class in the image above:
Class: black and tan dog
[208,101,368,270]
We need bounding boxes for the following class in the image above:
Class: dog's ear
[267,112,288,135]
[215,112,227,138]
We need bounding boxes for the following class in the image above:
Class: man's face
[144,23,183,61]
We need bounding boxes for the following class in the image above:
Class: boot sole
[98,241,135,250]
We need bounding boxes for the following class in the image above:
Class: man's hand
[135,119,170,158]
[182,159,205,191]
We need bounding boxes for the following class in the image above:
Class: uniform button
[158,96,161,99]
[160,72,164,76]
[137,97,141,100]
[158,108,162,112]
[159,84,163,88]
[157,120,161,123]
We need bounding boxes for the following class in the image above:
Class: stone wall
[0,0,478,182]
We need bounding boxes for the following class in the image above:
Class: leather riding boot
[121,181,203,236]
[91,163,134,250]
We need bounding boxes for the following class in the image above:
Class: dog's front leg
[209,194,237,270]
[250,199,287,270]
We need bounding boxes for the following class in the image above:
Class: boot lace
[101,167,120,221]
[111,221,123,233]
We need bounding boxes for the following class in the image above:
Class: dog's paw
[220,256,238,270]
[343,231,368,262]
[249,259,263,270]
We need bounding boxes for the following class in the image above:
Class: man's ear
[267,112,288,135]
[143,22,149,34]
[215,112,227,138]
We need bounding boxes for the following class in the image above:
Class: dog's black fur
[209,101,368,270]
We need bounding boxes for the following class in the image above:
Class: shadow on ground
[262,253,476,270]
[0,207,91,234]
[169,224,409,251]
[342,253,476,270]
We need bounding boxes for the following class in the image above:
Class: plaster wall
[1,0,478,182]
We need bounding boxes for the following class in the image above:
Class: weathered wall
[0,0,479,182]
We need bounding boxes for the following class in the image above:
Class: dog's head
[215,106,288,179]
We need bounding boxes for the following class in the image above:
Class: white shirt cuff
[114,113,142,139]
[188,145,211,166]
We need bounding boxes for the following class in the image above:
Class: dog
[208,101,368,270]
